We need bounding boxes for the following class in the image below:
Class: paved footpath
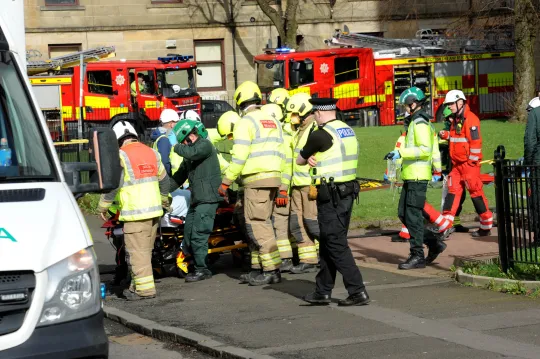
[87,215,540,359]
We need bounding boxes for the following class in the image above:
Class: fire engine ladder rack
[26,46,116,76]
[326,26,514,57]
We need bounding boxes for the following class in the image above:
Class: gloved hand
[218,183,230,198]
[275,190,288,207]
[383,172,389,181]
[439,130,449,140]
[383,150,400,160]
[432,174,441,182]
[161,195,171,212]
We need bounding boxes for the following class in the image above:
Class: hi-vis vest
[153,134,183,175]
[394,128,441,173]
[118,142,163,221]
[293,121,317,187]
[281,127,293,190]
[310,120,358,184]
[225,109,284,184]
[400,117,434,181]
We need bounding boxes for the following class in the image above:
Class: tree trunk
[512,0,537,123]
[256,0,299,49]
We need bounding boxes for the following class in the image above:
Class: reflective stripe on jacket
[292,120,316,187]
[118,142,164,221]
[449,105,483,166]
[400,115,433,181]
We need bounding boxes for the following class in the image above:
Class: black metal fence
[494,145,540,272]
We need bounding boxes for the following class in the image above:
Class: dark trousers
[315,192,365,296]
[183,202,219,271]
[399,181,428,256]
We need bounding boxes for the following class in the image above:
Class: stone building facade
[25,0,516,98]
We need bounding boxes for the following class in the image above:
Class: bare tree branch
[256,0,286,42]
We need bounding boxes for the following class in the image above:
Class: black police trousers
[315,187,365,296]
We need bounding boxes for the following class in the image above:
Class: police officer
[385,87,446,270]
[297,98,369,306]
[170,119,222,282]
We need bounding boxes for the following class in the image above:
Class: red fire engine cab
[254,29,514,126]
[30,54,202,138]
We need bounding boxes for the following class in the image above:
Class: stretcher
[102,190,248,283]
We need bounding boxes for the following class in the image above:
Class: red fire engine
[254,28,514,126]
[30,53,202,139]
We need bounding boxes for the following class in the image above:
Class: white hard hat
[443,90,466,104]
[180,109,201,122]
[112,121,138,141]
[160,108,180,123]
[527,97,540,111]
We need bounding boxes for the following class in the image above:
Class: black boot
[302,292,331,305]
[239,269,261,284]
[185,269,212,283]
[454,224,469,233]
[436,227,454,241]
[426,241,447,265]
[472,229,491,237]
[122,289,156,301]
[279,259,294,272]
[248,269,281,286]
[290,263,317,274]
[338,289,370,306]
[398,253,426,270]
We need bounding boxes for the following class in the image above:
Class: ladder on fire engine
[26,46,116,76]
[326,25,514,57]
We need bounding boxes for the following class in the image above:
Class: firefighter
[261,102,296,270]
[439,106,468,234]
[439,90,493,237]
[297,98,369,306]
[131,73,144,98]
[287,93,319,273]
[98,121,170,300]
[384,87,447,270]
[151,109,183,177]
[218,81,284,286]
[169,119,222,282]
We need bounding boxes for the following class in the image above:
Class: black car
[202,100,235,128]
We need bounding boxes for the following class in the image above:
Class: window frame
[86,70,114,96]
[44,0,79,6]
[48,43,82,58]
[334,56,360,85]
[193,39,226,91]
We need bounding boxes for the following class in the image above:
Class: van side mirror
[62,129,122,194]
[290,61,301,88]
[197,69,203,76]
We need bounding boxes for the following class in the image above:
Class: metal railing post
[494,145,509,273]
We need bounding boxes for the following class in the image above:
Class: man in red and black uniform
[439,90,493,237]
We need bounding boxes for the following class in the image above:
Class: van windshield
[0,51,57,182]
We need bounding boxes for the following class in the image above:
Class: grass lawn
[352,119,526,224]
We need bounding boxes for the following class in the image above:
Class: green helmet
[173,119,198,143]
[442,106,452,118]
[194,121,208,139]
[399,87,425,105]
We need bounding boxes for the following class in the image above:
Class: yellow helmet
[261,103,284,123]
[286,93,312,117]
[234,81,262,107]
[268,88,290,108]
[217,111,241,137]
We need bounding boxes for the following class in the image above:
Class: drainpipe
[229,0,238,89]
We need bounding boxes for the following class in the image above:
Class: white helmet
[160,108,180,124]
[443,90,467,104]
[527,97,540,112]
[180,109,201,122]
[112,121,138,141]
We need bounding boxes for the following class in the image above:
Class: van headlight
[38,247,101,327]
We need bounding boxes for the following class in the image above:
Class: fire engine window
[289,61,314,86]
[87,70,113,96]
[334,57,359,84]
[137,70,157,95]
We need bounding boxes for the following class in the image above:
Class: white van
[0,12,120,359]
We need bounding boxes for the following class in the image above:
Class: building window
[48,43,82,58]
[87,71,113,96]
[194,40,225,91]
[334,57,359,84]
[45,0,79,5]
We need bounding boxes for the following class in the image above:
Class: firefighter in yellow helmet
[218,81,285,286]
[287,93,319,274]
[261,103,296,271]
[268,88,291,124]
[98,121,170,300]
